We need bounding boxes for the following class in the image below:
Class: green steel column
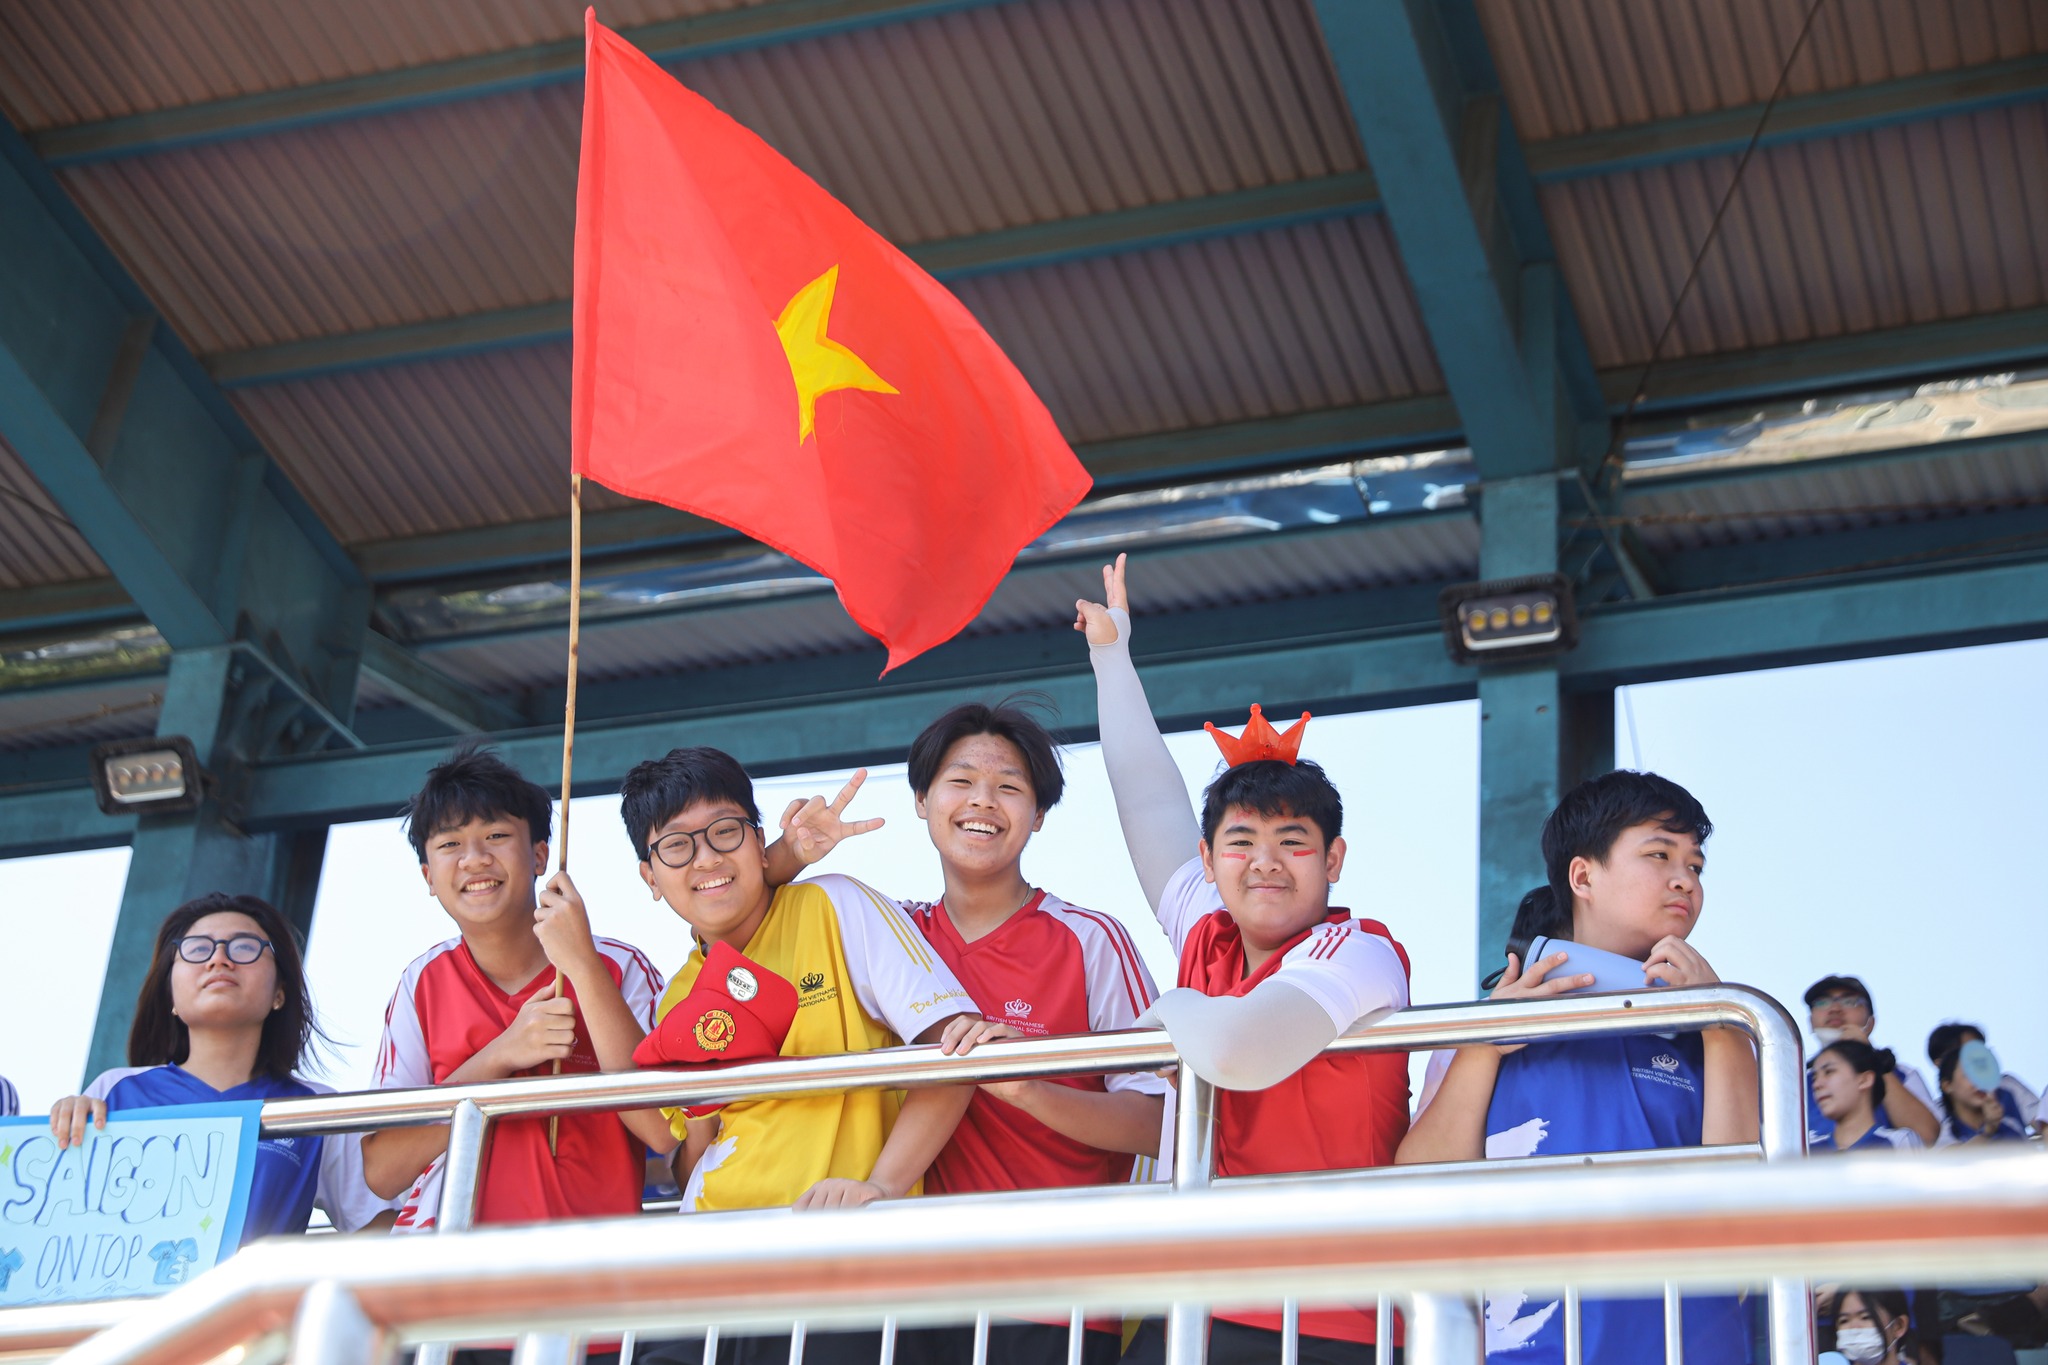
[83,648,329,1081]
[1474,475,1614,986]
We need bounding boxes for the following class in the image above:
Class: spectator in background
[1824,1289,1921,1364]
[1929,1023,2039,1134]
[1806,976,1940,1146]
[1934,1046,2034,1146]
[1810,1041,1924,1153]
[45,893,395,1243]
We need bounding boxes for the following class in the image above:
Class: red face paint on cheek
[1290,849,1318,857]
[1220,852,1250,860]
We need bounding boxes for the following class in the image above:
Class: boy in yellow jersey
[623,746,982,1215]
[627,747,983,1365]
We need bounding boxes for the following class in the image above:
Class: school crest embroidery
[694,1008,737,1052]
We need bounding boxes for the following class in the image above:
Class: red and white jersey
[1160,857,1411,1346]
[904,890,1171,1193]
[374,935,663,1232]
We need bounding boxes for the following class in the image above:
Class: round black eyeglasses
[650,817,759,869]
[174,934,274,965]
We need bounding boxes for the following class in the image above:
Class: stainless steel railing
[5,986,1812,1365]
[34,1146,2048,1365]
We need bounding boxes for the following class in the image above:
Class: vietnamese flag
[571,11,1091,671]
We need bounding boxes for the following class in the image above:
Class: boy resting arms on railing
[1080,555,1413,1365]
[1397,770,1759,1365]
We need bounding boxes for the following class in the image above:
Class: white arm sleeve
[1138,922,1409,1091]
[814,874,978,1041]
[297,1079,400,1232]
[1089,606,1204,917]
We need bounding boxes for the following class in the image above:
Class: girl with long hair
[49,892,393,1242]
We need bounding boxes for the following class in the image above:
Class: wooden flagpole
[547,471,585,1155]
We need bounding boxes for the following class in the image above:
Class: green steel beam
[33,0,1014,167]
[359,630,524,734]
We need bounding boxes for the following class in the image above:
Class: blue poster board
[0,1102,262,1306]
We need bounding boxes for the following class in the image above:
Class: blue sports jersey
[1821,1122,1918,1153]
[91,1066,328,1245]
[1482,1034,1751,1365]
[1944,1086,2031,1143]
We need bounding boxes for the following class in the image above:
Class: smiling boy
[361,746,671,1230]
[622,745,979,1217]
[1079,557,1413,1365]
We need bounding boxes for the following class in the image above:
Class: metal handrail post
[1163,1062,1216,1365]
[416,1098,491,1365]
[293,1281,389,1365]
[1398,1294,1478,1365]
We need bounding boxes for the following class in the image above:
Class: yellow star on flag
[774,266,899,442]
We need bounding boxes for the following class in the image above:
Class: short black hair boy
[1199,757,1343,847]
[906,698,1067,811]
[619,745,763,860]
[401,744,553,861]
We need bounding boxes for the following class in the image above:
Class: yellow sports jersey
[657,874,977,1211]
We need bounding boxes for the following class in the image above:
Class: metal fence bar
[295,1282,387,1365]
[877,1318,896,1365]
[702,1324,720,1365]
[1064,1309,1083,1365]
[1374,1294,1391,1365]
[1563,1285,1582,1365]
[1163,1062,1217,1365]
[1279,1300,1298,1365]
[1401,1295,1479,1365]
[1662,1283,1683,1365]
[31,1148,2048,1365]
[970,1313,988,1365]
[788,1322,806,1365]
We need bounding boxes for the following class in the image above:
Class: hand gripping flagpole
[546,472,586,1156]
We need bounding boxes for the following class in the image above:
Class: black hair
[1199,758,1342,847]
[619,746,762,861]
[1817,1038,1892,1111]
[1804,973,1873,1011]
[129,893,328,1081]
[906,696,1066,812]
[1927,1020,1984,1068]
[401,744,552,863]
[1831,1289,1913,1358]
[1483,771,1712,984]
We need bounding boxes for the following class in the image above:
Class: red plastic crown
[1204,704,1311,766]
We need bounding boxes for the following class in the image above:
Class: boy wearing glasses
[361,746,673,1231]
[621,746,980,1216]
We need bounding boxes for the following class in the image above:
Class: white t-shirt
[1157,856,1409,1031]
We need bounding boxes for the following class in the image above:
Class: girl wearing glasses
[47,892,396,1243]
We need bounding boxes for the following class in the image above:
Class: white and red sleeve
[1041,897,1171,1098]
[596,936,665,1030]
[372,943,453,1091]
[1270,921,1410,1033]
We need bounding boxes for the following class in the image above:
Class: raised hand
[1486,951,1595,1054]
[777,767,887,869]
[1073,553,1129,646]
[535,869,601,980]
[1641,936,1720,990]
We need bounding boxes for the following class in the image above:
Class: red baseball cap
[635,941,800,1115]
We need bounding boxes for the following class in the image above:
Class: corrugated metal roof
[231,216,1437,546]
[0,677,161,752]
[1624,437,2048,553]
[0,0,758,131]
[419,513,1479,693]
[0,441,108,588]
[46,0,1361,355]
[1550,102,2048,369]
[1481,0,2047,142]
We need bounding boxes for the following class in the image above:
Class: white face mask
[1835,1325,1887,1363]
[1813,1026,1844,1048]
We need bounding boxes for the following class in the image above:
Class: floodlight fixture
[1437,574,1579,665]
[89,736,204,816]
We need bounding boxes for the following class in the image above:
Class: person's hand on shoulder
[777,768,887,870]
[48,1094,107,1150]
[1073,553,1129,646]
[535,870,602,979]
[1487,951,1595,1054]
[794,1177,888,1210]
[1642,936,1721,990]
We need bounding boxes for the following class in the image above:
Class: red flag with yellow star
[570,11,1091,671]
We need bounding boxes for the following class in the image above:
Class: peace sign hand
[778,768,887,869]
[1073,553,1130,647]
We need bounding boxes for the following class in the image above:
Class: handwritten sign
[0,1102,259,1306]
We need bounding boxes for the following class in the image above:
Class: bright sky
[4,637,2043,1117]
